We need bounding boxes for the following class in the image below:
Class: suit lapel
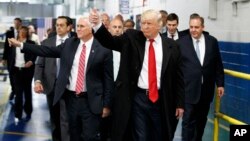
[51,36,57,46]
[203,35,209,66]
[68,39,80,68]
[160,37,171,78]
[136,33,147,63]
[86,39,97,73]
[51,37,57,67]
[188,36,202,66]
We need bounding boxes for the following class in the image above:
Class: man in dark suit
[90,9,184,141]
[34,16,72,141]
[178,15,224,141]
[9,26,36,123]
[2,17,22,101]
[8,17,114,141]
[162,13,185,40]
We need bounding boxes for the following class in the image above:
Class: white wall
[211,0,250,42]
[104,0,120,18]
[104,0,250,42]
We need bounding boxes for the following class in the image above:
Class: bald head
[109,18,124,36]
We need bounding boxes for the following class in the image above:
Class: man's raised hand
[89,8,101,27]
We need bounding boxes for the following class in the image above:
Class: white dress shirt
[192,34,205,66]
[113,51,120,81]
[167,31,179,40]
[137,34,163,89]
[66,37,93,92]
[15,40,26,68]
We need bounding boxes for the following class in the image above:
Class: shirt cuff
[34,80,42,84]
[19,42,24,49]
[92,23,102,33]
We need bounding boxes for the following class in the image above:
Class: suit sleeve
[26,40,37,64]
[3,31,10,60]
[214,39,224,87]
[103,50,114,108]
[94,24,125,52]
[34,40,47,82]
[174,44,185,108]
[22,42,61,58]
[34,56,45,82]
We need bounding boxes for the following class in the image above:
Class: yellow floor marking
[0,131,51,138]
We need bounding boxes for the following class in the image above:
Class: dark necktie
[75,44,86,94]
[148,39,158,103]
[171,34,174,39]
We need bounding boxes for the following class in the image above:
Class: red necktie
[148,39,158,103]
[75,44,86,94]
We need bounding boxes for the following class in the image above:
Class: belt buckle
[75,92,83,97]
[75,93,81,97]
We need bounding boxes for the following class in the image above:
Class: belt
[136,87,149,96]
[65,89,87,98]
[136,87,160,96]
[14,66,26,71]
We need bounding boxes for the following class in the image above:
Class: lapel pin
[92,50,94,53]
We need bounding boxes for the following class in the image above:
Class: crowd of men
[2,8,224,141]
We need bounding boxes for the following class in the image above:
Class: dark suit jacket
[3,29,15,70]
[22,37,114,114]
[34,36,57,95]
[177,34,224,104]
[94,25,184,141]
[9,40,37,69]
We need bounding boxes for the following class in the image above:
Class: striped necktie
[75,44,86,94]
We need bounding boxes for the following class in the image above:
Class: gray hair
[78,17,92,27]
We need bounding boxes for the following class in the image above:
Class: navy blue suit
[22,37,114,141]
[178,34,224,141]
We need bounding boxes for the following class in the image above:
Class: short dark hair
[189,14,204,26]
[14,17,22,23]
[124,19,135,27]
[167,13,179,24]
[57,16,72,26]
[159,10,168,16]
[190,13,200,19]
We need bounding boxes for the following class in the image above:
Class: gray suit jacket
[34,36,57,95]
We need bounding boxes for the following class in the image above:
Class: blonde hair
[141,9,163,27]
